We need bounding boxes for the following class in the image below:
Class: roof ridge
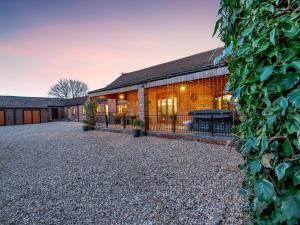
[122,47,224,76]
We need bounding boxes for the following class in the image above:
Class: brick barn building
[88,48,234,138]
[0,96,87,126]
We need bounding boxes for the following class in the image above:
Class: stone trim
[145,66,228,88]
[89,84,142,97]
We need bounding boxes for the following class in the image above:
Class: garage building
[0,96,87,126]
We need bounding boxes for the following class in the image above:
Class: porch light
[119,94,125,99]
[180,86,186,91]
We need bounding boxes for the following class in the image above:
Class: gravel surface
[0,122,245,225]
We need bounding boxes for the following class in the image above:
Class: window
[96,104,101,112]
[157,97,177,121]
[117,104,127,114]
[72,108,76,115]
[214,95,232,110]
[82,108,86,115]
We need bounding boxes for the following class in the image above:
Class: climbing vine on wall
[214,0,300,224]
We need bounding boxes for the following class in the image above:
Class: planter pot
[83,125,94,131]
[132,129,141,137]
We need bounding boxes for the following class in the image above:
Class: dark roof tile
[0,96,87,108]
[89,47,225,94]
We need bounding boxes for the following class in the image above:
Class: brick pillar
[138,87,149,130]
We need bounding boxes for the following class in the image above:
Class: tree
[84,100,97,126]
[214,0,300,224]
[48,79,88,99]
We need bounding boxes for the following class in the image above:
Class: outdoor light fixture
[180,86,186,91]
[119,94,124,99]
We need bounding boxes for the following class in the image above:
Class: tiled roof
[65,96,88,106]
[89,47,226,94]
[0,96,87,108]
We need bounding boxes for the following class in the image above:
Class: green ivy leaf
[253,197,269,215]
[213,55,222,65]
[250,160,262,175]
[270,29,275,45]
[273,96,288,116]
[254,179,276,202]
[222,41,233,57]
[267,115,276,125]
[243,136,257,155]
[275,163,290,181]
[213,18,221,36]
[243,27,254,36]
[284,25,299,39]
[263,4,274,13]
[257,43,270,53]
[287,89,300,109]
[293,172,300,186]
[281,193,300,219]
[282,139,294,157]
[261,135,268,152]
[287,112,300,124]
[281,73,299,90]
[285,119,300,135]
[260,66,273,81]
[283,48,297,61]
[291,59,300,71]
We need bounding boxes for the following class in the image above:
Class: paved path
[0,122,245,225]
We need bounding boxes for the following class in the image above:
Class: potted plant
[132,118,144,137]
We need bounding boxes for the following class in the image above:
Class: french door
[157,97,177,122]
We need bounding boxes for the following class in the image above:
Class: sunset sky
[0,0,222,97]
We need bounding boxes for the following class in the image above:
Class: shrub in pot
[132,118,144,137]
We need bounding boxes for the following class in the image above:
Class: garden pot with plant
[132,118,144,137]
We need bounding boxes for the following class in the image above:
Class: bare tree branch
[48,79,88,99]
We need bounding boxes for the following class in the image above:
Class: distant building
[0,96,87,126]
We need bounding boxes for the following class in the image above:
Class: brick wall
[147,75,227,116]
[127,90,138,115]
[66,105,86,122]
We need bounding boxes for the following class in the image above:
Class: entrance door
[52,108,59,120]
[157,97,177,122]
[24,110,33,124]
[0,111,4,126]
[32,110,41,124]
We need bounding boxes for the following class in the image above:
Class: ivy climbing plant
[214,0,300,224]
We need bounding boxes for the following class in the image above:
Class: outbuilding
[0,96,87,126]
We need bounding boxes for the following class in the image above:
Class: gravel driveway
[0,122,245,225]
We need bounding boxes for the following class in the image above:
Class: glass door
[157,97,177,122]
[105,104,109,117]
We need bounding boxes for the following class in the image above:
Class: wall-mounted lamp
[119,94,125,99]
[180,86,186,91]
